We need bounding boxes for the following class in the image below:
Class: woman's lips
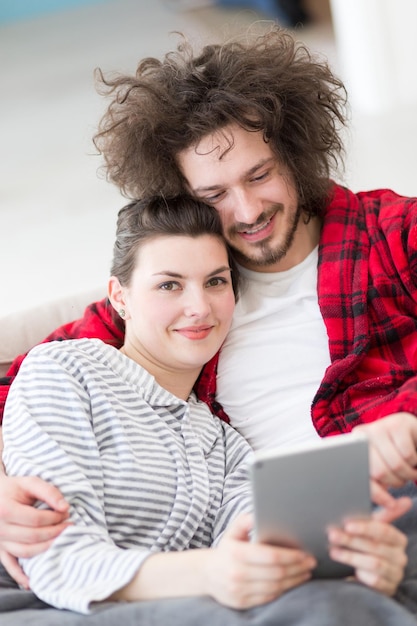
[175,326,213,340]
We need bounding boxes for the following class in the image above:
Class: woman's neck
[119,345,200,401]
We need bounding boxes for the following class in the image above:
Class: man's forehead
[193,127,236,157]
[177,125,277,194]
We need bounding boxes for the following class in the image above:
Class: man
[1,25,417,623]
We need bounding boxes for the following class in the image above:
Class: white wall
[329,0,417,113]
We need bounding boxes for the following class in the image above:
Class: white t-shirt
[217,246,331,451]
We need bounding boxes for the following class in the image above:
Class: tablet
[250,432,371,578]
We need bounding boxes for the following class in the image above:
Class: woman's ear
[108,276,130,321]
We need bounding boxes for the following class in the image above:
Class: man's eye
[251,171,269,182]
[204,191,225,204]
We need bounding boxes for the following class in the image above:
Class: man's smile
[234,210,279,243]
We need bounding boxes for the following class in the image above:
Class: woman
[2,196,409,620]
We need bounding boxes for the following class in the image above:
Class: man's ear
[108,276,130,320]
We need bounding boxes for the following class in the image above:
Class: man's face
[177,124,302,273]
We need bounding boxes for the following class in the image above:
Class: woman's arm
[0,298,124,585]
[3,343,317,613]
[0,426,70,588]
[111,514,316,609]
[2,345,147,613]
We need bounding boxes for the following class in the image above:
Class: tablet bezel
[250,432,372,578]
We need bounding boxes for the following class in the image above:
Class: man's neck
[278,215,321,272]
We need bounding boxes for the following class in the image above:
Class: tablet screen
[250,432,371,578]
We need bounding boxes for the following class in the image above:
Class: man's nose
[232,188,262,226]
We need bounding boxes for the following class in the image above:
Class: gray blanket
[1,483,417,625]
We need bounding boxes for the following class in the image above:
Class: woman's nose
[183,289,211,318]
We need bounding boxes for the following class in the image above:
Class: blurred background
[1,0,416,317]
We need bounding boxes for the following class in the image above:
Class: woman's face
[110,234,235,384]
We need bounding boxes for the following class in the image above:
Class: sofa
[0,287,105,378]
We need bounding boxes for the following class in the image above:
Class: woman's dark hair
[111,195,240,297]
[94,25,348,218]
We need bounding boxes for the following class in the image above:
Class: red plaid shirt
[2,184,417,435]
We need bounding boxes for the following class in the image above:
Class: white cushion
[0,288,105,377]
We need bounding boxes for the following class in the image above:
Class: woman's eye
[159,282,180,291]
[206,277,227,288]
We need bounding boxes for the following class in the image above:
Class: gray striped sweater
[3,339,253,614]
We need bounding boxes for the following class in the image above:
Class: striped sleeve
[2,347,147,614]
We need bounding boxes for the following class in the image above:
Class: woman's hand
[327,499,411,597]
[205,513,316,609]
[0,474,70,588]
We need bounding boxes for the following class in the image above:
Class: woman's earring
[119,308,126,319]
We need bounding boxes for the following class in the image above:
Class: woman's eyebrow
[207,266,232,277]
[152,266,231,279]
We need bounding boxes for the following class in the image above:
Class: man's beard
[227,203,302,268]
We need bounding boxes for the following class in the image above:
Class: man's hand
[354,413,417,488]
[0,475,70,588]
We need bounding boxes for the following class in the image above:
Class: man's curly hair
[94,25,348,218]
